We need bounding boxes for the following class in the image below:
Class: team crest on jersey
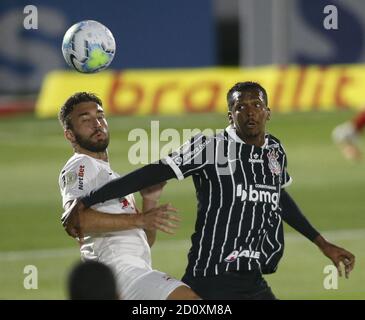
[267,150,281,176]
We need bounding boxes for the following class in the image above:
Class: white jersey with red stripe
[58,153,151,267]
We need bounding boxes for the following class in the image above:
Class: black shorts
[182,270,277,300]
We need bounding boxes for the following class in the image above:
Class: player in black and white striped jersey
[63,82,355,300]
[164,124,292,279]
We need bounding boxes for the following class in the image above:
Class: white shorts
[116,268,188,300]
[97,252,187,300]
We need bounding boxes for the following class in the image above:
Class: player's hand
[339,142,362,161]
[140,181,167,202]
[61,199,85,241]
[137,203,181,234]
[315,236,355,278]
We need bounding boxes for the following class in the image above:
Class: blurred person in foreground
[58,92,200,300]
[332,110,365,160]
[68,260,118,300]
[63,83,355,299]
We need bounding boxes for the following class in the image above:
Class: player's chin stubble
[74,132,109,153]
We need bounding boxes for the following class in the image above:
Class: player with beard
[62,84,355,299]
[58,92,200,300]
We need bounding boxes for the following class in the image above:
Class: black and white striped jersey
[163,126,292,277]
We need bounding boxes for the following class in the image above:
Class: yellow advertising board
[36,65,365,117]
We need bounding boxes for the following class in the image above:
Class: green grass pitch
[0,110,364,299]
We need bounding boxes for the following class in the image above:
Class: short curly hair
[227,82,268,111]
[59,92,103,130]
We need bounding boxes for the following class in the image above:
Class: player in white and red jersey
[332,110,365,160]
[58,92,200,300]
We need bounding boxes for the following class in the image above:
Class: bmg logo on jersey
[236,184,279,210]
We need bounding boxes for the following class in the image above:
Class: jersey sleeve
[162,133,212,180]
[281,147,293,189]
[59,156,99,209]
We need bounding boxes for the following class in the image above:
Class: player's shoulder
[59,153,98,182]
[59,153,101,191]
[185,131,214,148]
[192,129,227,143]
[266,134,286,155]
[189,131,210,143]
[266,133,287,152]
[61,153,97,170]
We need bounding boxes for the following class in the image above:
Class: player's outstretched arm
[61,200,180,240]
[81,162,176,208]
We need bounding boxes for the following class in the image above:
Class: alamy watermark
[323,265,338,290]
[23,265,38,289]
[23,5,38,30]
[127,121,239,176]
[323,5,338,30]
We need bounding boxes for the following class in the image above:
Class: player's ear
[228,111,234,125]
[65,129,76,143]
[266,107,271,121]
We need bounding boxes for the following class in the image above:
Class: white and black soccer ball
[62,20,116,73]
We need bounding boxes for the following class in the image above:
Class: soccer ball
[62,20,116,73]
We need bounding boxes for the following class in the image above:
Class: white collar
[225,125,268,148]
[75,152,110,166]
